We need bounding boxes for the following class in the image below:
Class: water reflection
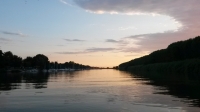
[0,73,22,91]
[0,70,200,112]
[0,72,50,90]
[129,71,200,107]
[0,71,88,91]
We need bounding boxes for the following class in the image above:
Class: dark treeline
[0,50,91,72]
[119,36,200,75]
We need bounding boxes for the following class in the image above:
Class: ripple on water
[64,94,86,104]
[0,70,200,112]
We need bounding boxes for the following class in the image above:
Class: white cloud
[73,0,200,55]
[59,0,73,6]
[60,0,68,4]
[86,10,105,14]
[118,26,136,31]
[107,26,137,31]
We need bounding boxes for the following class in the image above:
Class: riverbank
[0,68,91,74]
[125,58,200,79]
[118,36,200,78]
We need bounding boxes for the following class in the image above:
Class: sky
[0,0,199,67]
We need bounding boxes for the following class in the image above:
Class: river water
[0,69,200,112]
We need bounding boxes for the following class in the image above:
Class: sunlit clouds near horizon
[0,0,199,67]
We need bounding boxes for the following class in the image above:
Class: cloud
[105,39,119,43]
[59,0,71,5]
[56,47,116,54]
[0,37,11,42]
[56,51,84,54]
[119,26,136,31]
[107,26,137,31]
[105,39,130,46]
[64,39,85,42]
[73,0,200,55]
[60,0,68,4]
[122,31,184,51]
[86,47,115,52]
[1,31,28,37]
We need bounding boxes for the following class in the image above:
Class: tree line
[119,36,200,75]
[0,50,91,72]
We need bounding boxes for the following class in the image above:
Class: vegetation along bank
[119,36,200,78]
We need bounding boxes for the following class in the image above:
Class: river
[0,69,199,112]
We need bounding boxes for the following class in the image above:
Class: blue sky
[0,0,199,67]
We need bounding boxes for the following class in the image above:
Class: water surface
[0,70,199,112]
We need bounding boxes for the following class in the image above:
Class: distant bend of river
[0,69,200,112]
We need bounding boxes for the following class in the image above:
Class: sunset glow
[0,0,199,67]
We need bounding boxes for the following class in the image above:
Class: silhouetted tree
[32,54,49,70]
[0,50,4,68]
[23,57,33,68]
[12,55,22,68]
[0,50,92,71]
[119,36,200,71]
[4,51,14,68]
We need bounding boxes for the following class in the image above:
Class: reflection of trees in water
[23,72,50,89]
[130,71,200,107]
[0,71,84,91]
[0,72,50,91]
[0,73,22,91]
[49,71,83,79]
